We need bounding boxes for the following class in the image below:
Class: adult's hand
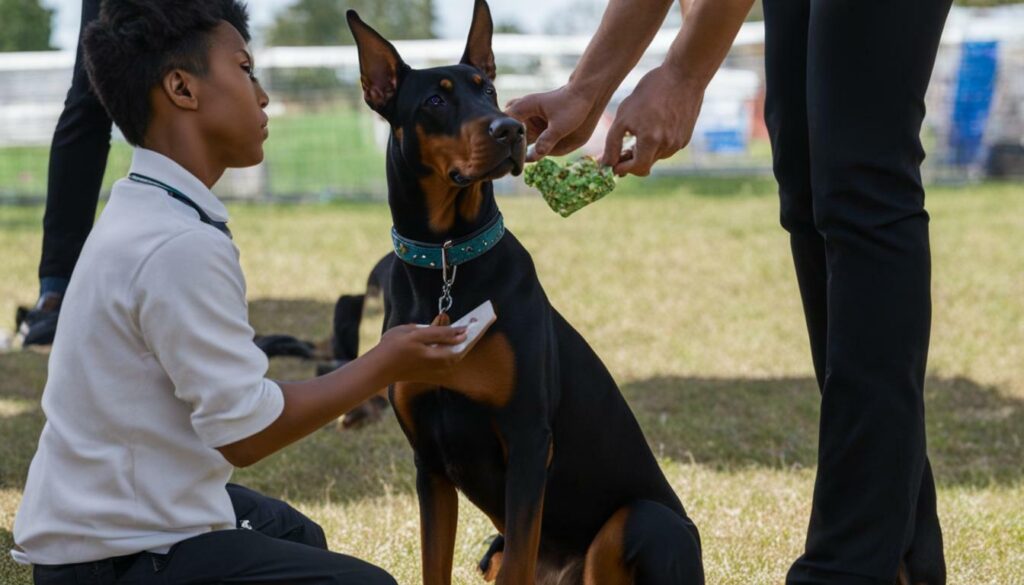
[505,84,605,162]
[601,65,705,177]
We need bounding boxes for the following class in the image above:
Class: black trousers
[38,0,112,292]
[32,484,397,585]
[762,0,952,583]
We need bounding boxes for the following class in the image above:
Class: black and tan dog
[347,3,704,583]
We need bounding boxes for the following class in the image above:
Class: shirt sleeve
[134,229,284,449]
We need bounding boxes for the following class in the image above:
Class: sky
[43,0,577,50]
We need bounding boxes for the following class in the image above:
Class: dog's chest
[427,392,508,510]
[431,391,501,461]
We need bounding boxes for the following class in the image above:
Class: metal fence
[1,7,1022,203]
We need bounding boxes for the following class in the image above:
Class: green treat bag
[524,156,617,218]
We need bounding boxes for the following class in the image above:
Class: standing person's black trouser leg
[39,0,112,295]
[33,484,397,585]
[762,0,952,583]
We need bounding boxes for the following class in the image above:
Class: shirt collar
[128,148,230,223]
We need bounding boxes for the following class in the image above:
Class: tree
[269,0,435,46]
[494,20,526,35]
[0,0,53,52]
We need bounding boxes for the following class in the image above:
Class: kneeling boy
[12,2,465,583]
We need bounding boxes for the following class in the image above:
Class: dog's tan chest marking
[392,331,516,437]
[443,331,516,406]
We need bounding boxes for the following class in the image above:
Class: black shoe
[17,292,62,347]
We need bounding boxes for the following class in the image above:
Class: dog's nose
[489,117,525,145]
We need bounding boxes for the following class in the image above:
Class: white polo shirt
[11,148,284,565]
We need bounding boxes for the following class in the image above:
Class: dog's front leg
[417,466,459,585]
[496,428,552,585]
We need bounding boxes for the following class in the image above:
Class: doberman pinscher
[347,2,704,583]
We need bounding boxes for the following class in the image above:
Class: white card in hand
[449,300,496,355]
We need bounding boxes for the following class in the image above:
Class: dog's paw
[480,551,502,582]
[478,534,504,582]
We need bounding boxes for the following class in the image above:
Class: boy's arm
[136,231,464,469]
[217,324,464,468]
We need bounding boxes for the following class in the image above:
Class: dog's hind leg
[583,501,704,585]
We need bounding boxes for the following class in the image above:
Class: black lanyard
[128,173,232,239]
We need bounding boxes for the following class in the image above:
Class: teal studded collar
[391,213,506,269]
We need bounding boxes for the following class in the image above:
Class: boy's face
[196,22,270,168]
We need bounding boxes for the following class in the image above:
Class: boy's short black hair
[82,0,251,146]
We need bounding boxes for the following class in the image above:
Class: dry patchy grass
[1,181,1022,584]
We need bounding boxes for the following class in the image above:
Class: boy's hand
[218,323,466,468]
[374,324,468,383]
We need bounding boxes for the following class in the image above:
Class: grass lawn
[0,180,1022,584]
[0,144,135,200]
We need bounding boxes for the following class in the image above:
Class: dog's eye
[426,95,447,107]
[484,86,495,96]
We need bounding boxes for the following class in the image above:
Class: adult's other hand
[601,65,704,177]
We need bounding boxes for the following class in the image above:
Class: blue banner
[949,41,999,166]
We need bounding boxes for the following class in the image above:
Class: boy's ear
[347,10,407,114]
[161,70,199,111]
[461,0,495,80]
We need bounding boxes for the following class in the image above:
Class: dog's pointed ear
[461,0,496,80]
[347,10,407,113]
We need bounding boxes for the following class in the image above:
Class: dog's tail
[330,294,365,362]
[331,252,396,362]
